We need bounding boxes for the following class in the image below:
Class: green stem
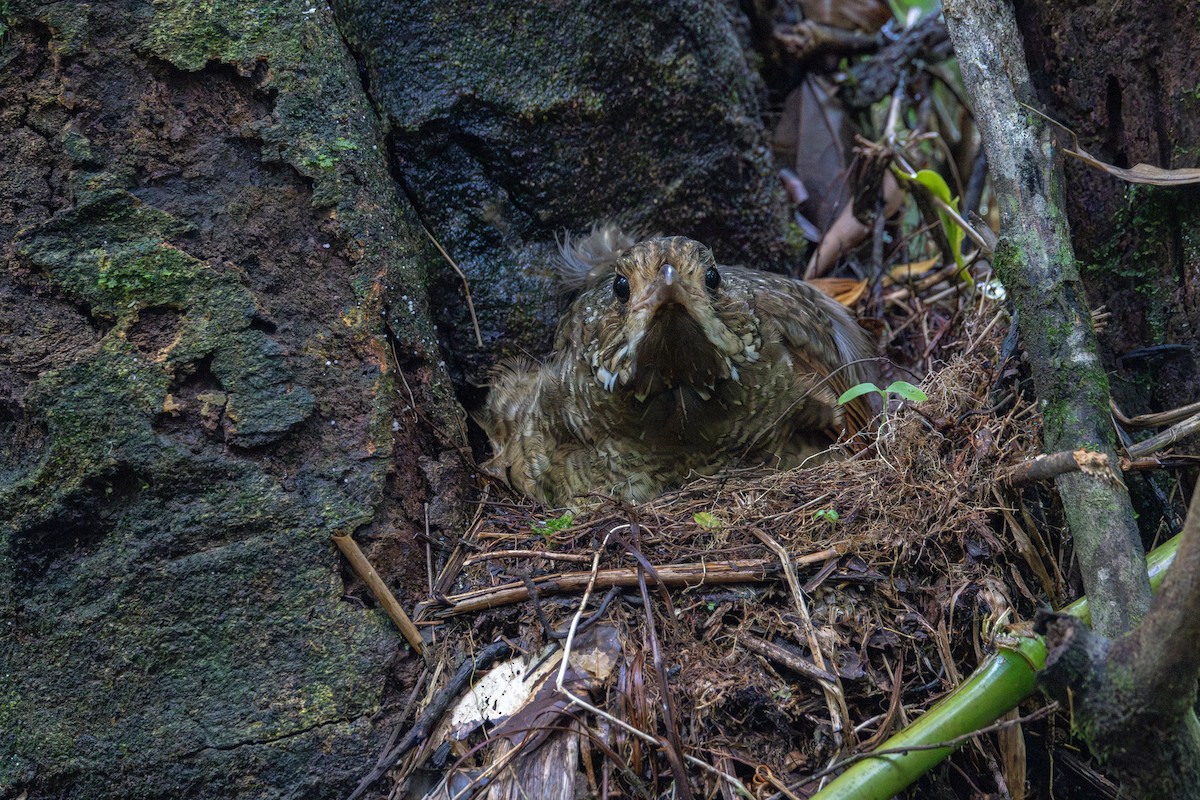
[809,533,1182,800]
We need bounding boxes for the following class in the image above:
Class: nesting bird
[480,226,877,505]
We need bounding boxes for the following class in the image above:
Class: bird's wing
[738,269,879,438]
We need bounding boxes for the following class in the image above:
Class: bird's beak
[631,263,685,313]
[661,263,677,287]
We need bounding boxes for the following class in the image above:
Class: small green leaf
[915,169,954,204]
[533,512,574,535]
[838,382,882,405]
[693,511,722,531]
[886,381,928,403]
[915,170,969,280]
[814,508,840,523]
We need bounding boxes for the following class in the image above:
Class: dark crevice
[329,4,378,119]
[9,463,145,586]
[1146,64,1173,167]
[1104,74,1126,167]
[248,314,277,334]
[183,713,370,757]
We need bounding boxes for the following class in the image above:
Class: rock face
[1,1,461,797]
[333,0,802,390]
[1,0,793,796]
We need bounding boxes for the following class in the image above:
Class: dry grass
[371,291,1069,799]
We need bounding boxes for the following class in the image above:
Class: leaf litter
[365,292,1066,799]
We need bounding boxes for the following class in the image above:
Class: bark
[942,0,1151,636]
[1014,0,1200,428]
[1037,476,1200,798]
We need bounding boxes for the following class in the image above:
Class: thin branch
[737,633,839,684]
[423,225,484,347]
[348,641,514,800]
[1112,398,1200,429]
[333,532,427,659]
[434,559,782,617]
[1124,411,1200,459]
[998,449,1121,486]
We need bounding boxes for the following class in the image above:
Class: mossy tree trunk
[944,0,1152,638]
[1014,0,1200,425]
[0,1,467,796]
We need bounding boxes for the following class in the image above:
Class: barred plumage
[480,228,878,505]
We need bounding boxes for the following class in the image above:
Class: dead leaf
[774,77,852,233]
[997,708,1028,800]
[887,257,940,285]
[809,277,868,306]
[1064,143,1200,185]
[805,170,903,278]
[799,0,891,32]
[1026,103,1200,186]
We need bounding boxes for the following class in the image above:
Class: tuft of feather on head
[557,222,647,291]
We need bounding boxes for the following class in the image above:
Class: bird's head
[589,237,753,400]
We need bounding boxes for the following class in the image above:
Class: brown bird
[481,226,878,505]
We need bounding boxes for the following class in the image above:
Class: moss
[2,0,465,795]
[2,339,163,529]
[143,0,303,72]
[40,0,90,55]
[17,190,193,316]
[16,190,315,448]
[1081,184,1195,344]
[990,238,1022,288]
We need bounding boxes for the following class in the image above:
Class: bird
[479,225,878,506]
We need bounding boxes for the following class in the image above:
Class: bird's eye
[705,266,721,293]
[613,274,630,302]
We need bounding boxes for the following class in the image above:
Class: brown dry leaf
[799,0,891,32]
[887,257,940,285]
[774,77,852,233]
[1064,143,1200,186]
[1025,102,1200,185]
[809,277,868,306]
[997,709,1028,800]
[805,170,904,278]
[993,487,1059,602]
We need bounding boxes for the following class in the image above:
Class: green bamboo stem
[809,533,1183,800]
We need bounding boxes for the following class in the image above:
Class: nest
[358,296,1068,799]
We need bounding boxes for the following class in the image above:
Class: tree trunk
[1014,0,1200,446]
[942,0,1152,637]
[945,0,1200,794]
[1037,475,1200,799]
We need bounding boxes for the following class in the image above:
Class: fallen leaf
[887,257,940,284]
[775,77,852,233]
[809,277,868,306]
[799,0,891,32]
[1064,143,1200,185]
[1026,103,1200,186]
